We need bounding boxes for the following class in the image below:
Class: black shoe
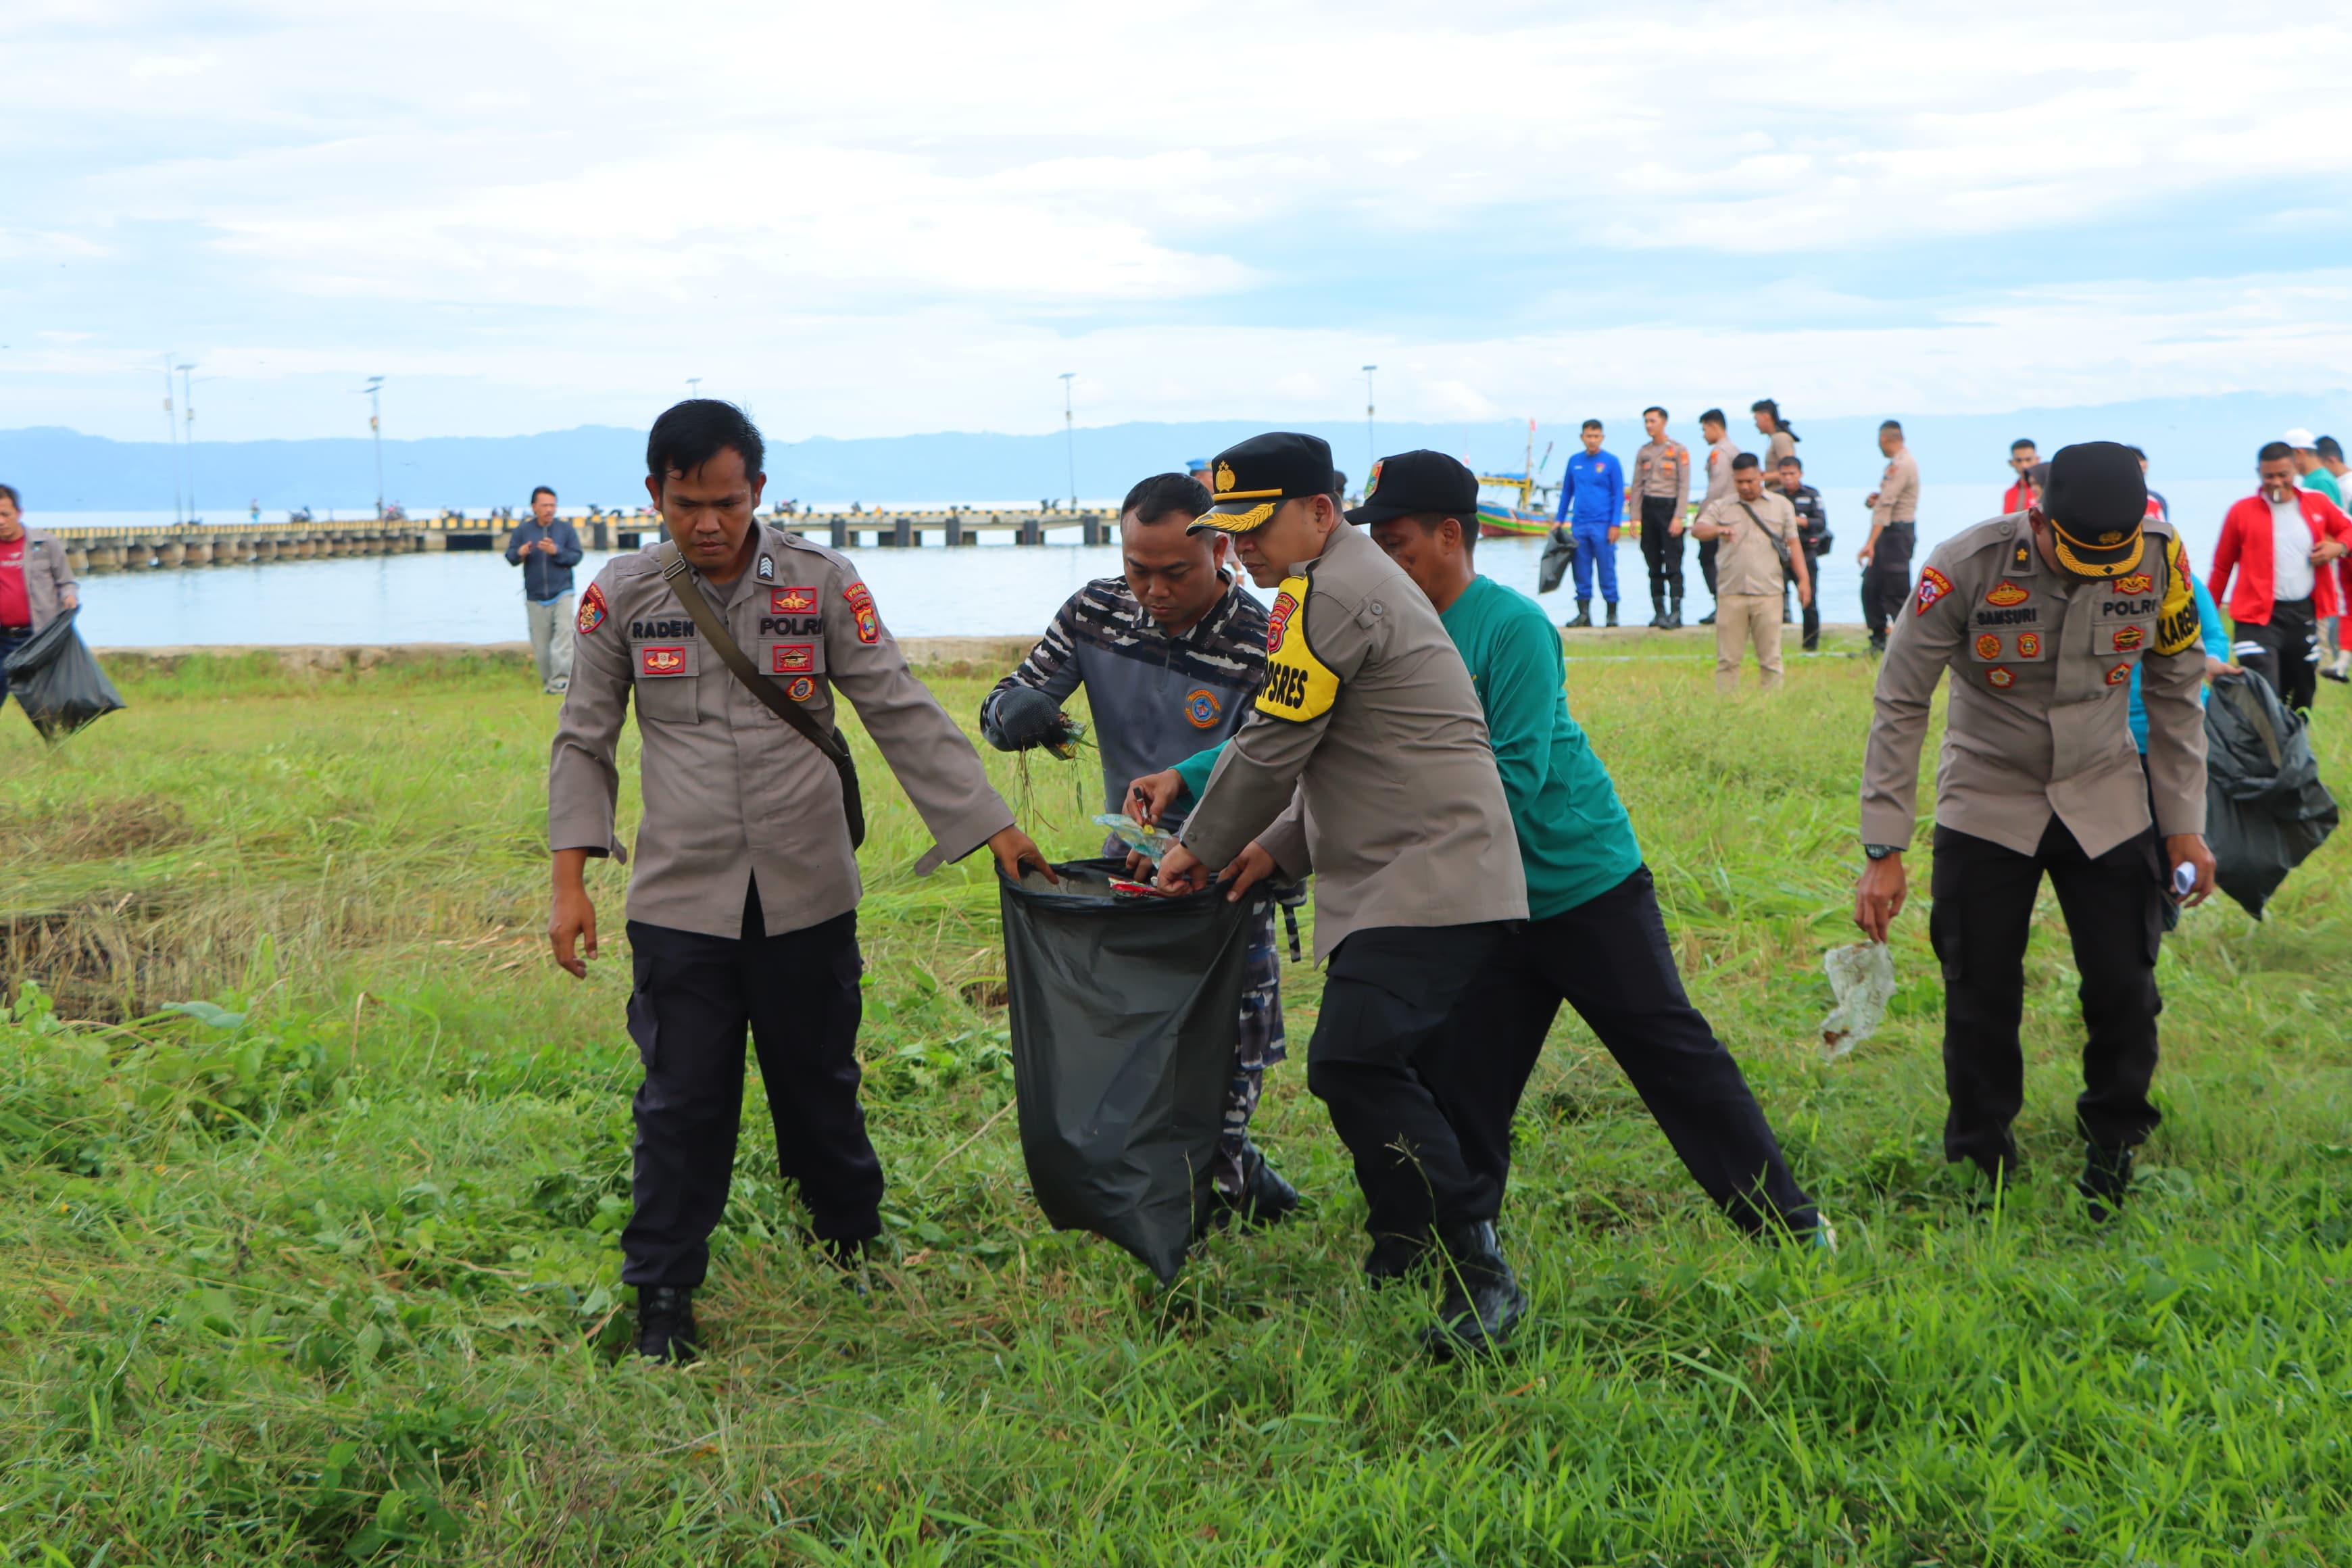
[1697,610,1717,626]
[1566,599,1592,630]
[2324,665,2351,685]
[1418,1221,1527,1361]
[1664,598,1684,631]
[1363,1231,1434,1288]
[1647,607,1668,629]
[1221,1144,1301,1229]
[1604,603,1619,628]
[1868,633,1888,655]
[2079,1145,2136,1223]
[824,1235,883,1296]
[635,1285,698,1364]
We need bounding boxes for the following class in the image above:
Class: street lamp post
[177,363,199,521]
[1058,372,1077,510]
[363,376,386,518]
[1362,365,1378,487]
[687,377,702,400]
[162,356,183,524]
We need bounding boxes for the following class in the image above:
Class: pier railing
[42,508,1112,572]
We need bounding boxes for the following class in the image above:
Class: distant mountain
[6,391,2347,513]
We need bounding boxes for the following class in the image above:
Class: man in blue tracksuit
[1554,419,1625,628]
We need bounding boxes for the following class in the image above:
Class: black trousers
[2237,595,2318,714]
[1430,868,1819,1237]
[1784,542,1822,649]
[1306,923,1510,1240]
[1928,820,2165,1174]
[1639,495,1684,612]
[1861,524,1914,638]
[620,881,881,1288]
[1696,536,1719,601]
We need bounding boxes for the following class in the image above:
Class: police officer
[1773,454,1831,650]
[547,400,1053,1362]
[1855,441,2215,1219]
[1154,433,1532,1360]
[979,471,1298,1225]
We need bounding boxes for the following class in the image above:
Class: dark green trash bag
[3,609,125,741]
[998,858,1268,1281]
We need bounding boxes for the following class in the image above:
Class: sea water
[51,481,2249,648]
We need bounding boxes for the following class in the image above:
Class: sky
[5,0,2351,447]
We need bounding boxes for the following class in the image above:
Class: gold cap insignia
[2099,530,2123,545]
[1215,462,1236,494]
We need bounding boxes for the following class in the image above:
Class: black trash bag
[3,610,126,741]
[2202,670,2336,919]
[1537,528,1574,595]
[998,858,1268,1281]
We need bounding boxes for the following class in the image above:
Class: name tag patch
[631,618,698,641]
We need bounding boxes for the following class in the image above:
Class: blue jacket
[2128,572,2227,751]
[504,518,584,602]
[1556,449,1624,528]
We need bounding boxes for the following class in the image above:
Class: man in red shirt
[2001,439,2038,512]
[0,484,80,711]
[2209,443,2352,714]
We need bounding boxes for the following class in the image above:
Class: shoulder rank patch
[843,581,880,644]
[2013,541,2032,568]
[576,581,608,635]
[1986,666,2015,689]
[1915,566,1954,616]
[2153,535,2201,656]
[1985,581,2028,607]
[757,554,775,581]
[1256,574,1340,722]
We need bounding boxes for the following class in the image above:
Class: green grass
[2,634,2349,1565]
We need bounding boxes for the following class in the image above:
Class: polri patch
[772,586,819,615]
[1986,666,2015,689]
[787,676,816,702]
[1915,566,1954,616]
[577,582,608,635]
[844,581,880,645]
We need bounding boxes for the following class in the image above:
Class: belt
[1,625,30,636]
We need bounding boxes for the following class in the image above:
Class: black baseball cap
[1189,432,1338,535]
[1346,449,1479,526]
[2041,441,2149,578]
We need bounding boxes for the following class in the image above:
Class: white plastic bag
[1819,942,1897,1061]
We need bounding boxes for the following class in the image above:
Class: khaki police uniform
[1861,505,2207,1176]
[1630,437,1693,622]
[549,523,1014,1288]
[1696,436,1742,608]
[1862,449,1921,639]
[1695,488,1801,692]
[1183,435,1527,1254]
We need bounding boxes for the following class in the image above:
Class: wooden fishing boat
[1477,420,1559,538]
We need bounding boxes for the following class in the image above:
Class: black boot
[1665,593,1684,631]
[1604,602,1619,627]
[635,1285,698,1364]
[1363,1230,1434,1289]
[1419,1221,1527,1361]
[1565,598,1592,629]
[1647,597,1668,629]
[1222,1143,1302,1229]
[1698,608,1717,626]
[824,1235,885,1297]
[2079,1145,2136,1223]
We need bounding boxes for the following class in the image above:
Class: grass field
[3,634,2349,1566]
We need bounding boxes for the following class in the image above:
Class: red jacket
[2210,489,2352,623]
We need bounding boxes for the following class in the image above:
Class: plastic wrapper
[1819,941,1896,1061]
[998,858,1267,1281]
[3,610,126,741]
[1092,813,1178,866]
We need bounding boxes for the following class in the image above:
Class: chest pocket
[756,638,828,680]
[631,637,702,724]
[1969,627,2051,663]
[1256,574,1341,722]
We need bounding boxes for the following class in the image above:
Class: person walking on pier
[506,486,584,695]
[0,485,79,711]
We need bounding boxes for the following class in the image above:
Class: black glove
[983,686,1073,754]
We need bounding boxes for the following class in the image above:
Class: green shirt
[2304,470,2346,509]
[1169,574,1643,920]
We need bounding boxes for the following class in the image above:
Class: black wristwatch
[1863,843,1902,862]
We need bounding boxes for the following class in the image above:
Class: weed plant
[0,637,2347,1565]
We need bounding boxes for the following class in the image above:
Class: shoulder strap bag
[657,545,866,848]
[1736,501,1795,574]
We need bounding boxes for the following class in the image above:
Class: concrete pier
[45,507,1113,574]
